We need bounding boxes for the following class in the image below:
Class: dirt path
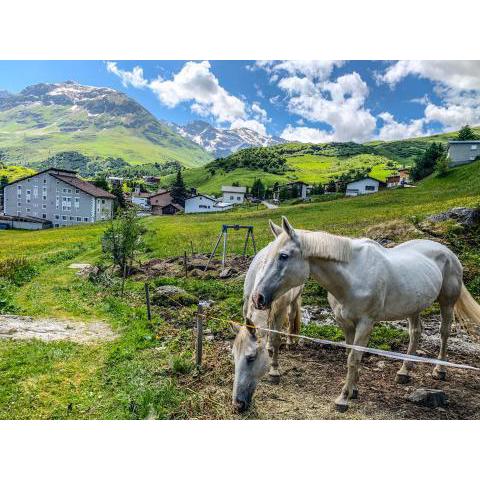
[182,324,480,420]
[0,315,118,344]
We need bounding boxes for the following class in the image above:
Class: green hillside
[0,83,213,168]
[164,126,480,195]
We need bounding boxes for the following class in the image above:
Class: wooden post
[190,240,194,256]
[144,283,152,323]
[121,262,127,296]
[184,251,188,278]
[195,303,204,370]
[222,229,228,269]
[250,228,257,254]
[242,229,250,257]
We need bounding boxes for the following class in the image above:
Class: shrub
[0,257,38,286]
[0,279,18,313]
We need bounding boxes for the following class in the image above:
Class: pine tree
[251,178,265,199]
[170,169,188,206]
[111,183,127,213]
[457,125,478,141]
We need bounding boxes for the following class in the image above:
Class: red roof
[51,174,115,199]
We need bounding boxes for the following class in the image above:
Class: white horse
[252,216,480,412]
[232,239,303,413]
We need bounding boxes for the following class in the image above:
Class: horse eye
[279,252,289,261]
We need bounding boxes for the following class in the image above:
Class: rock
[219,267,235,279]
[426,207,480,227]
[376,361,386,369]
[407,388,448,408]
[76,265,99,279]
[151,285,197,307]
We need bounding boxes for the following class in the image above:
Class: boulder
[151,285,197,307]
[219,267,235,279]
[407,388,448,408]
[426,207,480,227]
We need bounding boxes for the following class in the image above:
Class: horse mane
[296,229,352,262]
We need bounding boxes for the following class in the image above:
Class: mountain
[171,120,286,158]
[0,81,213,167]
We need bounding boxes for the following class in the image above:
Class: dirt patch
[0,315,118,344]
[136,254,253,280]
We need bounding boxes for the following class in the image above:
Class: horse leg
[335,319,373,412]
[286,298,301,348]
[268,312,284,384]
[342,324,358,398]
[395,315,422,384]
[432,303,454,380]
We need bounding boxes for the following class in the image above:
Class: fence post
[184,251,188,278]
[195,303,204,371]
[144,283,152,323]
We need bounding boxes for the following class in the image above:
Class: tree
[251,178,265,199]
[101,208,146,275]
[411,142,445,181]
[435,154,450,177]
[457,125,478,141]
[111,183,127,212]
[170,169,188,206]
[93,175,110,191]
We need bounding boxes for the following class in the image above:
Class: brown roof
[51,174,115,199]
[149,190,174,207]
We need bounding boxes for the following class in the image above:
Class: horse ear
[281,216,297,240]
[269,220,282,238]
[245,317,256,337]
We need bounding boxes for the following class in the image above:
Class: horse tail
[454,284,480,339]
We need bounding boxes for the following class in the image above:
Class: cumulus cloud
[106,61,148,88]
[256,60,344,81]
[280,125,333,143]
[379,60,480,90]
[377,112,426,141]
[107,60,271,134]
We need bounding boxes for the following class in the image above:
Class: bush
[0,279,18,313]
[0,257,38,286]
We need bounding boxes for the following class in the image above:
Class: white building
[221,186,246,204]
[131,187,151,211]
[345,177,385,197]
[185,194,233,214]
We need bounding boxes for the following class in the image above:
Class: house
[131,187,151,211]
[272,181,311,201]
[3,168,115,228]
[221,186,246,204]
[143,176,161,185]
[398,168,411,182]
[0,214,52,230]
[386,174,401,188]
[107,176,123,187]
[447,141,480,166]
[185,194,233,214]
[149,190,183,215]
[345,177,386,197]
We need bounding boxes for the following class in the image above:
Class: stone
[219,267,234,279]
[151,285,197,307]
[426,207,480,227]
[407,388,448,408]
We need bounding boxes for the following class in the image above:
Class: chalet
[3,168,114,228]
[345,177,386,197]
[272,181,311,201]
[143,176,161,185]
[447,141,480,166]
[386,174,401,188]
[221,186,246,204]
[398,168,411,182]
[149,190,183,215]
[185,194,233,214]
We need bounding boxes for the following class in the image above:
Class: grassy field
[0,160,479,419]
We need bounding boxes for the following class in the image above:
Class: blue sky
[1,60,479,142]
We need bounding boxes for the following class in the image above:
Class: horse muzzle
[252,291,271,310]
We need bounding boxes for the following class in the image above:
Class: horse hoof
[335,402,349,413]
[269,374,280,385]
[432,370,447,381]
[350,388,359,400]
[395,373,410,385]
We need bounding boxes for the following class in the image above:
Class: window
[17,185,22,191]
[17,202,21,207]
[17,193,22,199]
[42,195,47,200]
[26,189,31,195]
[42,214,47,219]
[17,211,21,216]
[26,199,31,204]
[43,178,47,184]
[74,197,80,208]
[76,216,82,222]
[62,215,67,220]
[75,189,79,193]
[237,196,241,200]
[101,199,105,204]
[55,215,59,220]
[54,224,59,228]
[365,185,375,191]
[84,217,89,222]
[470,156,475,161]
[230,195,234,200]
[26,208,31,213]
[56,196,59,208]
[471,145,478,150]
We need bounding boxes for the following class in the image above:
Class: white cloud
[278,76,315,95]
[280,72,377,142]
[280,125,333,143]
[377,112,426,140]
[106,61,148,89]
[379,60,480,90]
[257,60,344,81]
[107,60,270,134]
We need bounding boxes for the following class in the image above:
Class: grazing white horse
[232,238,303,413]
[252,216,480,412]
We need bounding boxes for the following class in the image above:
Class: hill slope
[165,127,480,195]
[0,82,213,167]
